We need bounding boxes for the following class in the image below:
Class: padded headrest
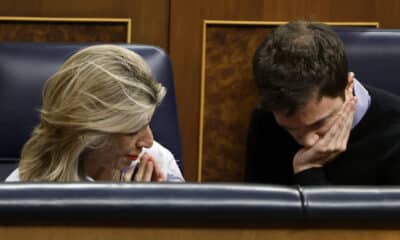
[336,28,400,95]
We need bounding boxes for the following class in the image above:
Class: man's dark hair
[253,21,348,115]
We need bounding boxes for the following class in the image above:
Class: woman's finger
[143,160,154,182]
[152,160,166,182]
[123,165,136,182]
[133,155,149,181]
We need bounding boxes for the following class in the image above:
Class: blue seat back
[336,28,400,95]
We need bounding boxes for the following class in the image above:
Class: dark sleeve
[292,168,331,185]
[379,138,400,184]
[245,110,266,182]
[245,109,292,184]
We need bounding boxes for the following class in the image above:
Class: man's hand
[293,95,357,174]
[123,153,166,182]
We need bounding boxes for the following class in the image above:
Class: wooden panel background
[0,0,169,49]
[0,18,129,43]
[201,25,270,181]
[170,0,400,182]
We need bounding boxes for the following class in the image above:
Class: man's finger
[316,111,343,149]
[335,97,357,149]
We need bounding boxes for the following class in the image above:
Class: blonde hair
[19,45,166,181]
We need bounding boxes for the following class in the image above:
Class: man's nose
[136,126,154,148]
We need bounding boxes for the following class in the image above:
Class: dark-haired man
[246,21,400,185]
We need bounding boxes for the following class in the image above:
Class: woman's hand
[123,153,166,182]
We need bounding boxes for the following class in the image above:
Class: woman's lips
[127,155,138,161]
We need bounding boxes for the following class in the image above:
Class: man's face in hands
[273,94,345,147]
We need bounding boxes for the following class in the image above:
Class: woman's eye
[126,131,138,137]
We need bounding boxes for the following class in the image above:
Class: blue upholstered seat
[0,43,182,180]
[336,28,400,96]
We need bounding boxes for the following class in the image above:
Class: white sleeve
[5,168,20,182]
[144,140,184,182]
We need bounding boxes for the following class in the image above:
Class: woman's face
[83,125,154,178]
[110,125,154,170]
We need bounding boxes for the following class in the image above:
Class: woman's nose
[136,126,154,148]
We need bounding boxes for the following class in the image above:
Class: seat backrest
[0,43,183,180]
[335,28,400,96]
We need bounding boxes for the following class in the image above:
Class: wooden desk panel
[1,226,399,240]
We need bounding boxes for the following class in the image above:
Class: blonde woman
[6,45,184,182]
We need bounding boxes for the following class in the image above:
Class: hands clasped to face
[122,153,166,182]
[274,73,357,174]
